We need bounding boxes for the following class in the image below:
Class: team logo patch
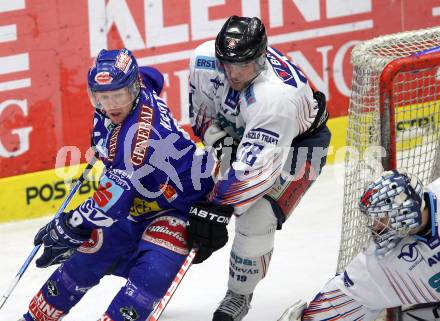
[398,242,419,262]
[195,56,216,70]
[130,198,162,216]
[115,51,132,73]
[77,229,104,254]
[47,280,59,297]
[120,306,139,321]
[95,72,113,84]
[210,76,224,91]
[273,67,293,82]
[142,216,188,255]
[160,183,177,202]
[226,38,237,49]
[93,182,113,207]
[92,176,124,211]
[78,199,117,228]
[29,290,65,321]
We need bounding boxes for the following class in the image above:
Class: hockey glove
[34,211,92,268]
[187,201,234,264]
[203,125,238,163]
[213,135,239,163]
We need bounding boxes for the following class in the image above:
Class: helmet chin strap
[131,92,141,111]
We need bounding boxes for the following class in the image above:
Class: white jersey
[189,40,318,214]
[303,178,440,321]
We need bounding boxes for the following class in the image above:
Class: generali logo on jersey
[132,104,154,166]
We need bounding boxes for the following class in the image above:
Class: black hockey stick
[0,155,98,310]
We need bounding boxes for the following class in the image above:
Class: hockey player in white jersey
[279,170,440,321]
[185,15,331,321]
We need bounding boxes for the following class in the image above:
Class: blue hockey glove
[34,211,92,268]
[187,201,234,264]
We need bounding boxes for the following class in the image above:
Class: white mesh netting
[337,26,440,272]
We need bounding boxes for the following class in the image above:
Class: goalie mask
[359,170,424,258]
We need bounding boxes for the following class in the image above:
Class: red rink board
[0,0,439,178]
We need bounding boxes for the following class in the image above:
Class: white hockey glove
[203,124,239,163]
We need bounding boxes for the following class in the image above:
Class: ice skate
[212,290,252,321]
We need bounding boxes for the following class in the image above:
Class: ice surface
[0,163,345,321]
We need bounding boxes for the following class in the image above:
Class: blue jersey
[75,67,216,229]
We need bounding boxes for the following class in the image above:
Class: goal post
[337,26,440,273]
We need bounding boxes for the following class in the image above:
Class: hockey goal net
[337,26,440,273]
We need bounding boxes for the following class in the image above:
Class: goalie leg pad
[228,198,276,294]
[103,250,186,320]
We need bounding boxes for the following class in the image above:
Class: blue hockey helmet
[88,48,140,109]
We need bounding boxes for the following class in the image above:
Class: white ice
[0,163,346,321]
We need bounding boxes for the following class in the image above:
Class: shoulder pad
[139,66,164,95]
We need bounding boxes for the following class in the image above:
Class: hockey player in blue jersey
[20,48,233,321]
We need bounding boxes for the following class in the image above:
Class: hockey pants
[23,211,188,321]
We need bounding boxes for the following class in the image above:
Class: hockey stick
[0,156,98,310]
[146,247,197,321]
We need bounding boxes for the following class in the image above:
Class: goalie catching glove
[34,211,92,268]
[187,201,234,264]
